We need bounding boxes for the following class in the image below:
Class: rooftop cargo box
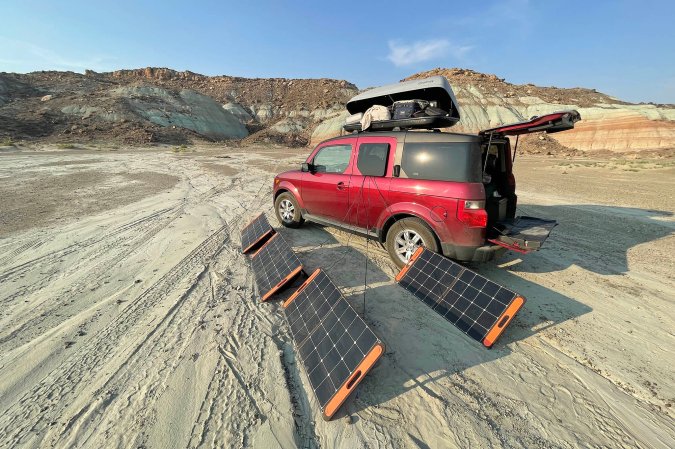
[344,76,460,132]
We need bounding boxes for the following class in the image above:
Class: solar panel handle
[497,315,510,328]
[346,371,362,390]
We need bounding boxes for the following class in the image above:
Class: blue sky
[1,0,674,103]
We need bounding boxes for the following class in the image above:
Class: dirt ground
[0,144,673,449]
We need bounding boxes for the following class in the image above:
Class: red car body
[274,111,580,265]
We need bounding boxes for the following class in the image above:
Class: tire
[385,217,439,269]
[275,192,304,228]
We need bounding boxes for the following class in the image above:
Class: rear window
[357,143,390,177]
[401,142,481,182]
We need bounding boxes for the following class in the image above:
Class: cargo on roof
[346,76,460,118]
[344,76,461,132]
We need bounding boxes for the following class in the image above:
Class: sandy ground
[0,145,673,449]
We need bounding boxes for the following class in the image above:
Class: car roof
[318,130,482,146]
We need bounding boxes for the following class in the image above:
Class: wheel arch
[274,181,305,209]
[274,188,289,200]
[380,213,441,249]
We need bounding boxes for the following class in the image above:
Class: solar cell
[283,269,385,420]
[250,233,303,301]
[240,213,275,254]
[395,247,525,348]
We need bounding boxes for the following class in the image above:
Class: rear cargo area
[481,139,516,229]
[481,138,557,252]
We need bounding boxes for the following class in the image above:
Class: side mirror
[393,165,401,177]
[301,162,315,173]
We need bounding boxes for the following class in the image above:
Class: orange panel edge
[251,232,279,258]
[242,229,275,254]
[482,296,526,348]
[322,342,385,420]
[394,246,424,283]
[283,268,321,308]
[261,265,303,302]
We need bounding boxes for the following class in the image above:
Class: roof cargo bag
[345,112,363,125]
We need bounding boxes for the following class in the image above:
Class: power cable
[324,173,368,272]
[363,176,371,319]
[296,174,368,255]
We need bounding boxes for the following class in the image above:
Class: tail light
[507,173,516,189]
[457,200,487,228]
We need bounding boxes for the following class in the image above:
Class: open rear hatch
[480,110,580,253]
[480,110,581,136]
[489,216,558,253]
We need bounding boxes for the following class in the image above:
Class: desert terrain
[0,143,673,449]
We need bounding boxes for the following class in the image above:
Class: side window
[357,143,390,177]
[313,144,352,174]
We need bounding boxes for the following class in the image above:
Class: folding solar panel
[396,247,525,348]
[250,233,303,301]
[283,269,385,420]
[240,213,275,254]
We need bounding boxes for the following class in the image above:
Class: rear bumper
[441,243,507,263]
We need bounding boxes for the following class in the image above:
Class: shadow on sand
[274,203,673,422]
[500,204,674,275]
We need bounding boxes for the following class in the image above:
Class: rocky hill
[311,68,675,155]
[1,67,673,156]
[411,68,675,154]
[0,68,357,146]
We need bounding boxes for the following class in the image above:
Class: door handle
[336,182,346,190]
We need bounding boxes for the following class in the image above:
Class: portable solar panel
[283,269,385,420]
[395,247,525,348]
[240,213,275,254]
[250,233,303,301]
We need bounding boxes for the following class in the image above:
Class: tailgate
[489,216,557,253]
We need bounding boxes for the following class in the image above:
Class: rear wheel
[275,192,304,228]
[386,217,439,269]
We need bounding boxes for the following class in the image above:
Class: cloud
[386,39,472,67]
[0,37,117,73]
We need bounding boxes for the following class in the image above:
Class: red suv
[273,111,579,268]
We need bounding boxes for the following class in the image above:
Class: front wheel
[274,192,304,228]
[385,217,439,269]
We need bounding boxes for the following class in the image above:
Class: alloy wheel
[279,199,295,223]
[394,229,424,264]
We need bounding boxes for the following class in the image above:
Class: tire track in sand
[0,222,230,449]
[0,179,236,351]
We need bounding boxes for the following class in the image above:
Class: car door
[348,136,397,233]
[301,139,355,221]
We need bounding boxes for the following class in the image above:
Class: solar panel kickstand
[289,269,309,287]
[240,212,276,254]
